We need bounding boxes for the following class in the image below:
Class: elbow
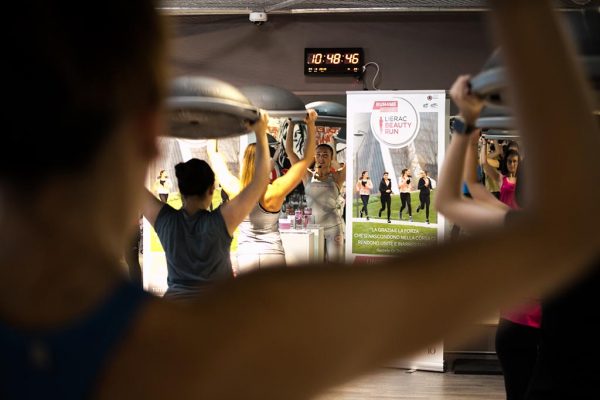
[434,187,455,216]
[436,196,460,223]
[436,197,449,216]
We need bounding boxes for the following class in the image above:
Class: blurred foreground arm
[109,2,600,399]
[437,76,507,230]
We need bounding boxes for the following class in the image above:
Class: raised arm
[284,119,300,165]
[437,76,511,231]
[219,111,271,236]
[206,139,241,199]
[486,140,503,168]
[480,139,502,187]
[334,159,346,188]
[464,134,508,210]
[141,188,165,227]
[265,110,317,209]
[131,3,600,399]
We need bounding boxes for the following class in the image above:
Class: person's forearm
[206,140,240,197]
[285,121,300,164]
[437,134,470,210]
[463,139,479,185]
[480,143,498,182]
[491,0,599,223]
[303,120,316,163]
[252,133,270,190]
[487,144,502,159]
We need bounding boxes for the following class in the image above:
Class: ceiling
[159,0,600,15]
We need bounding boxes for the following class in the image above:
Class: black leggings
[418,193,430,219]
[495,318,540,400]
[360,195,369,216]
[379,194,391,220]
[399,192,412,216]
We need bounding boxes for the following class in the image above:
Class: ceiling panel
[159,0,600,14]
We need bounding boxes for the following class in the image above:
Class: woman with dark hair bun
[142,112,271,299]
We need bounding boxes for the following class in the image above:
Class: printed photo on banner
[346,91,447,262]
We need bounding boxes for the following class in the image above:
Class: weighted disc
[481,128,520,140]
[240,85,308,121]
[471,8,599,102]
[167,76,259,139]
[305,101,347,127]
[333,127,347,144]
[476,105,516,130]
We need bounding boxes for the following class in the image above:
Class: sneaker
[378,210,382,218]
[416,206,421,213]
[366,216,370,221]
[399,212,402,220]
[426,219,430,224]
[409,216,413,222]
[387,219,391,223]
[360,210,363,218]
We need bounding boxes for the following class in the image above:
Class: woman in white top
[290,139,346,262]
[208,110,317,274]
[355,171,373,220]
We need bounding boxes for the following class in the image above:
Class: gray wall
[168,12,495,108]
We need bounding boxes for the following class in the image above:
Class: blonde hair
[240,143,256,188]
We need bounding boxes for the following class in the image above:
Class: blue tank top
[0,280,149,399]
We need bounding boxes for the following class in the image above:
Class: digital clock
[304,48,364,76]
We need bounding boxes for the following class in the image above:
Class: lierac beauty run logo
[370,99,420,148]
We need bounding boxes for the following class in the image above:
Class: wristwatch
[450,115,476,135]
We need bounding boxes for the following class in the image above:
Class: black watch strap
[450,116,476,135]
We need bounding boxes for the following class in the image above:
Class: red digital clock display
[304,48,364,76]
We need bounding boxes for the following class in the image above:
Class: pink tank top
[499,176,518,209]
[499,178,540,328]
[501,300,542,328]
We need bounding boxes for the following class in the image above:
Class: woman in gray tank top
[209,110,318,275]
[290,141,346,263]
[143,112,272,298]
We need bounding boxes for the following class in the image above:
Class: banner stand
[346,90,449,372]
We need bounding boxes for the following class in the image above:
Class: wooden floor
[314,368,505,399]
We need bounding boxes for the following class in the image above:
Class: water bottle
[295,209,303,229]
[303,207,312,227]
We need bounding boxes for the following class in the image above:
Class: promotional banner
[346,90,448,371]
